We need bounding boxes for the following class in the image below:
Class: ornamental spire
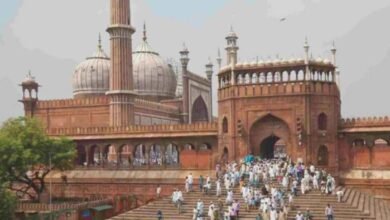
[98,33,102,50]
[143,21,147,42]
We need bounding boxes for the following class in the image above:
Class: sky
[1,0,390,123]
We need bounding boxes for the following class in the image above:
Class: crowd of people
[159,155,339,220]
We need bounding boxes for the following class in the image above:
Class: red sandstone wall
[180,150,212,169]
[338,137,390,170]
[34,101,110,128]
[30,97,183,129]
[218,82,340,171]
[338,138,352,171]
[372,147,390,167]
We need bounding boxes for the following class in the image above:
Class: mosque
[19,0,390,201]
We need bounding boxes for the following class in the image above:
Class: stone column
[85,145,90,167]
[106,0,136,126]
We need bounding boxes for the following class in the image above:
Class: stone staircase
[287,185,390,220]
[109,182,390,220]
[109,187,262,220]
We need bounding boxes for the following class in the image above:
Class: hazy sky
[1,0,390,123]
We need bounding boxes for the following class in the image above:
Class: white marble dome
[72,32,177,100]
[132,37,177,100]
[72,43,110,98]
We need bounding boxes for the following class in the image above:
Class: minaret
[331,41,337,66]
[180,43,190,124]
[205,58,213,81]
[303,37,310,65]
[19,71,39,118]
[216,48,222,70]
[226,26,239,86]
[225,26,239,66]
[205,58,214,120]
[303,37,311,81]
[106,0,136,127]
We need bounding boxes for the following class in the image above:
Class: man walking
[325,204,334,220]
[188,173,194,192]
[156,184,162,199]
[199,175,204,192]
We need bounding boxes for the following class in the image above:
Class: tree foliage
[0,117,76,201]
[0,183,16,219]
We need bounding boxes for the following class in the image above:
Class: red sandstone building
[19,0,390,199]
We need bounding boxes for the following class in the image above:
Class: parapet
[47,122,218,137]
[37,96,109,108]
[340,116,390,128]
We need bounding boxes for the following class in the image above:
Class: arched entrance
[191,96,209,123]
[260,136,279,159]
[250,114,291,158]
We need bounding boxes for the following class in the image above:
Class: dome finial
[143,21,147,42]
[98,33,102,50]
[216,48,222,69]
[304,36,309,49]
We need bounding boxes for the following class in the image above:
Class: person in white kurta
[226,190,233,204]
[282,175,289,188]
[185,178,190,193]
[270,208,277,220]
[172,190,178,203]
[196,199,204,216]
[216,180,222,197]
[313,175,319,190]
[188,173,194,192]
[193,207,198,220]
[208,203,215,220]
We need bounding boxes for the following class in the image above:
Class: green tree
[0,183,16,219]
[0,117,76,202]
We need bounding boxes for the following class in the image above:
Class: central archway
[260,135,279,159]
[260,136,287,159]
[250,114,291,158]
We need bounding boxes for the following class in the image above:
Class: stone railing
[340,117,390,128]
[37,97,109,108]
[16,198,112,212]
[219,58,334,74]
[47,122,218,137]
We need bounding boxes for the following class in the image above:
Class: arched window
[318,113,327,130]
[166,144,179,165]
[133,144,146,166]
[222,117,228,133]
[245,73,251,84]
[199,143,211,150]
[317,145,329,166]
[252,73,258,84]
[352,139,366,147]
[374,139,389,147]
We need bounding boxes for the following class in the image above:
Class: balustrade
[219,68,336,89]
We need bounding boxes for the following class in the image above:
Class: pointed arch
[191,96,209,123]
[222,117,228,133]
[318,113,328,130]
[250,114,291,157]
